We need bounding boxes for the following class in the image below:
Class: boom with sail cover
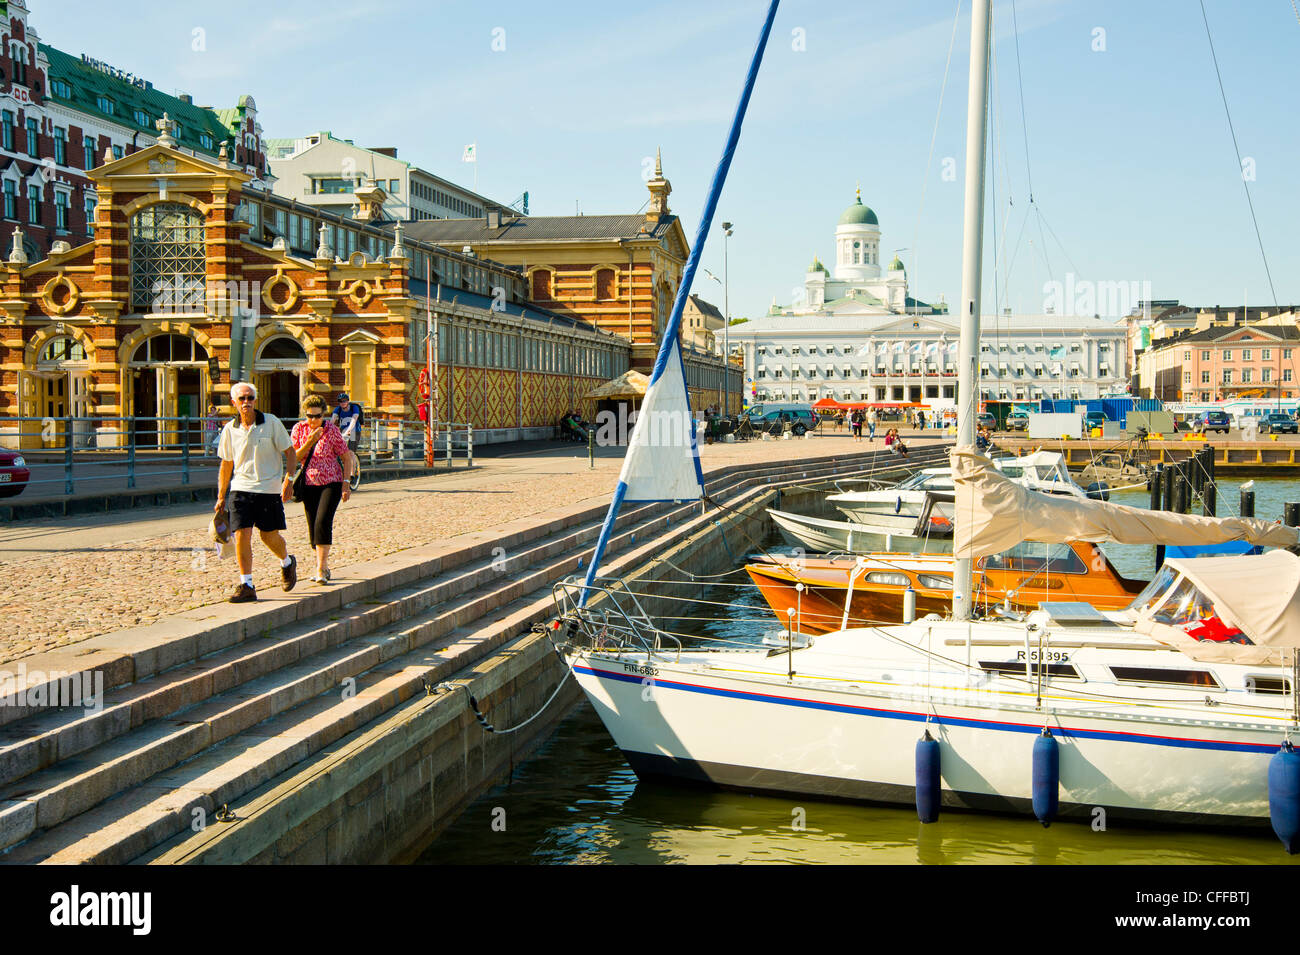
[951,447,1298,558]
[579,0,781,605]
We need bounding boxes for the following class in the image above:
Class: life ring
[417,366,431,400]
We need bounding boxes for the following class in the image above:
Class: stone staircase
[0,444,949,863]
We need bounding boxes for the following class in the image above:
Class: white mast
[953,0,992,621]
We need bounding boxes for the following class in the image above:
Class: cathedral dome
[807,256,828,274]
[837,194,879,226]
[888,255,905,271]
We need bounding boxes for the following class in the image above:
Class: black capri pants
[300,481,344,548]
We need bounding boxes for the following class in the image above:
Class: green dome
[838,195,879,226]
[888,255,905,271]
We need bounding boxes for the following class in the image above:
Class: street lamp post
[722,221,733,416]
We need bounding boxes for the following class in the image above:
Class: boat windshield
[1149,576,1217,626]
[897,470,952,491]
[1125,565,1179,615]
[981,541,1088,575]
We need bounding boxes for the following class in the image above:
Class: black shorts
[229,490,287,533]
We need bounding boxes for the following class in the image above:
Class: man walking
[215,382,298,602]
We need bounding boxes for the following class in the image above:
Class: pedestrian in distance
[204,399,222,457]
[215,382,298,603]
[917,409,926,432]
[292,394,353,584]
[851,409,863,442]
[867,407,878,441]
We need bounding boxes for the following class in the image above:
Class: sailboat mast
[953,0,992,622]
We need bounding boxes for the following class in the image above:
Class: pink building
[1146,325,1300,402]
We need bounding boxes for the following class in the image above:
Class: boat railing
[552,575,683,660]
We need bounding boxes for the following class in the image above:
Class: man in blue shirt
[332,392,363,452]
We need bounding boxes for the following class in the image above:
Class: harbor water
[417,477,1300,865]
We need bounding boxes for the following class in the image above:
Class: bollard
[1163,463,1176,513]
[1241,486,1256,518]
[1203,480,1216,517]
[1286,503,1300,528]
[127,425,137,489]
[445,426,452,468]
[396,419,405,463]
[1172,472,1187,515]
[63,416,74,495]
[181,415,190,485]
[588,426,595,469]
[369,423,377,468]
[467,424,474,468]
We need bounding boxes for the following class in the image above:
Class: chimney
[178,93,193,104]
[370,147,398,158]
[487,210,500,230]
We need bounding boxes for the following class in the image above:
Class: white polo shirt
[219,412,292,494]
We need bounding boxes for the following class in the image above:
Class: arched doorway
[254,335,308,423]
[128,333,209,447]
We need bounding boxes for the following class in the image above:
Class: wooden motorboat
[745,540,1148,633]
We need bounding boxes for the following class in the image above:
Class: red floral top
[291,420,348,486]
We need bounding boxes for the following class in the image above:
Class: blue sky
[47,0,1300,322]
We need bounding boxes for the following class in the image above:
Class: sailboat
[556,0,1300,848]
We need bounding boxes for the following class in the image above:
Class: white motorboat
[828,452,1088,526]
[768,492,954,555]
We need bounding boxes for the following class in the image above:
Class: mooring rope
[436,665,574,735]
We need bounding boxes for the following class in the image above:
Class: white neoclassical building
[730,191,1130,409]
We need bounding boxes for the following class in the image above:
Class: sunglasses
[306,413,322,419]
[235,396,256,402]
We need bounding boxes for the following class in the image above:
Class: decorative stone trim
[261,269,301,315]
[344,279,373,307]
[41,272,81,316]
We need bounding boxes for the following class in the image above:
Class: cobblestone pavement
[1,431,946,663]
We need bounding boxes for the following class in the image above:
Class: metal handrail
[552,575,682,660]
[0,414,475,500]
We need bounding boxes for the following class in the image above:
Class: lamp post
[722,221,733,416]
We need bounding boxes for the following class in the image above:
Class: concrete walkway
[5,431,947,663]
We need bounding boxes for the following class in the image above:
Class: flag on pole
[462,143,477,163]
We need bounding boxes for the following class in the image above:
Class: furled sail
[951,447,1298,558]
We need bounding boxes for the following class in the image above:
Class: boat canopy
[1134,552,1300,664]
[950,447,1298,558]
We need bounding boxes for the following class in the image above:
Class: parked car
[1005,411,1030,432]
[748,406,819,436]
[1261,413,1298,435]
[0,449,30,497]
[1198,410,1231,434]
[1084,411,1107,431]
[976,411,996,430]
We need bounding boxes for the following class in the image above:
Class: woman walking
[291,395,353,583]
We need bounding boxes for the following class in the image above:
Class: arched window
[258,336,308,361]
[38,337,87,365]
[595,268,616,300]
[131,203,206,312]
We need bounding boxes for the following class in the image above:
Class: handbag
[291,425,322,502]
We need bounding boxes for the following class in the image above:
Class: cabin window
[865,572,909,587]
[1246,676,1291,695]
[1110,666,1220,689]
[1124,565,1178,615]
[917,575,953,590]
[980,661,1079,680]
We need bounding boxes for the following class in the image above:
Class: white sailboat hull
[566,631,1286,825]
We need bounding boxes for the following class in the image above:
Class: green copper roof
[837,195,878,226]
[41,43,233,159]
[889,255,905,271]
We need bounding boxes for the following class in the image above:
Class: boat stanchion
[916,729,942,823]
[1268,740,1300,853]
[1031,728,1059,827]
